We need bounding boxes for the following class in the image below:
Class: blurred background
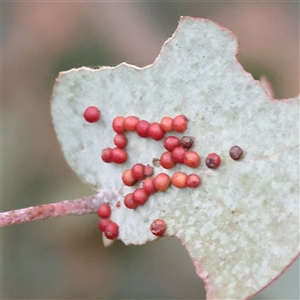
[2,1,299,299]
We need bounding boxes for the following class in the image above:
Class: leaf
[51,17,299,300]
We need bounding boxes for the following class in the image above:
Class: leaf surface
[51,17,299,299]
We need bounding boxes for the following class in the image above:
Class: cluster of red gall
[97,203,119,240]
[100,115,193,164]
[97,201,166,238]
[104,114,204,238]
[83,106,243,240]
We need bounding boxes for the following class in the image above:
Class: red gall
[144,165,154,177]
[205,153,221,169]
[229,145,243,160]
[112,147,128,164]
[164,136,180,152]
[122,169,137,186]
[136,120,150,138]
[172,147,186,164]
[83,106,100,123]
[98,218,110,232]
[153,173,171,192]
[112,116,125,134]
[160,151,176,169]
[124,193,139,209]
[97,203,111,218]
[180,136,194,149]
[160,116,173,133]
[172,172,187,188]
[113,134,127,149]
[186,174,201,188]
[147,122,165,141]
[124,116,139,131]
[142,177,157,195]
[101,147,113,163]
[172,115,188,132]
[183,151,201,168]
[150,219,167,236]
[131,163,146,180]
[104,221,119,240]
[132,188,149,205]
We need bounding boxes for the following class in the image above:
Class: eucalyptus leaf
[51,17,299,300]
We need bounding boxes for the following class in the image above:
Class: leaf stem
[0,195,103,227]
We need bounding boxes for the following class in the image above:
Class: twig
[0,195,102,227]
